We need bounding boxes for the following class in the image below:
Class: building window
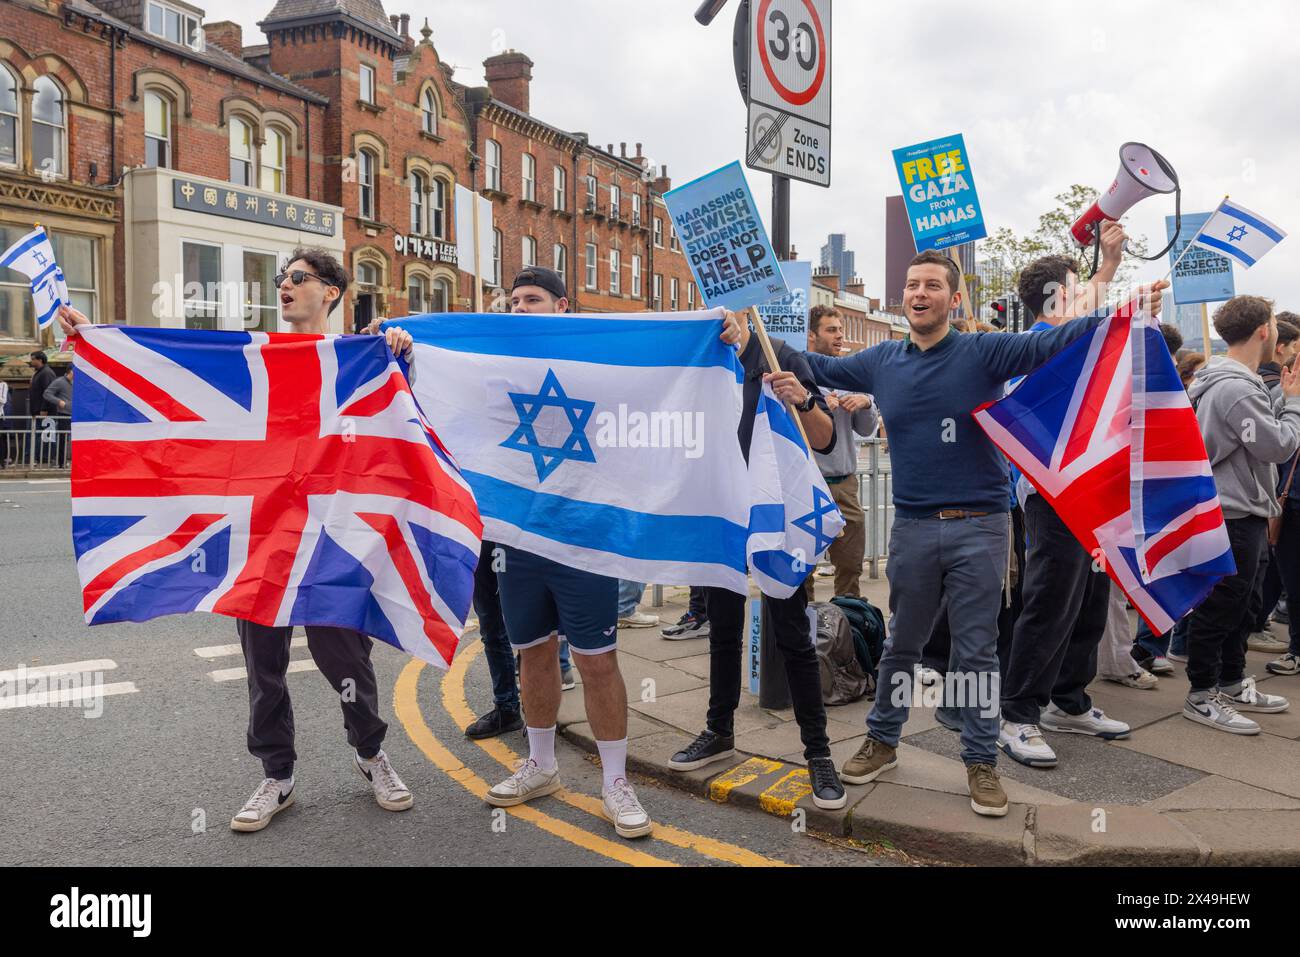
[553,242,566,275]
[485,139,501,191]
[631,193,641,226]
[0,65,17,167]
[688,282,696,309]
[422,88,438,135]
[144,91,171,169]
[229,117,253,186]
[353,260,380,333]
[260,127,286,193]
[585,174,597,211]
[631,254,642,298]
[31,77,65,178]
[670,277,679,310]
[553,166,566,210]
[521,152,536,202]
[410,170,427,235]
[242,250,277,333]
[432,276,452,313]
[585,243,598,291]
[182,240,222,330]
[652,274,663,311]
[522,235,537,268]
[491,228,502,285]
[653,216,663,248]
[610,184,620,219]
[609,249,620,294]
[431,178,447,239]
[408,274,428,314]
[358,149,376,220]
[359,64,375,104]
[147,1,202,51]
[0,227,98,338]
[670,225,680,252]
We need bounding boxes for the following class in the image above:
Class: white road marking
[0,659,118,682]
[194,637,307,659]
[0,682,139,710]
[208,659,319,683]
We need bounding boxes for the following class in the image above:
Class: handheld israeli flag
[391,308,784,595]
[1191,201,1287,268]
[746,383,845,599]
[0,227,70,330]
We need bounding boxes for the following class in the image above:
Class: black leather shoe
[668,729,735,771]
[465,706,524,740]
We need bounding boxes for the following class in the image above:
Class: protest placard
[892,134,986,252]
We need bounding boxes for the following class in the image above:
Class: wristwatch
[796,392,817,413]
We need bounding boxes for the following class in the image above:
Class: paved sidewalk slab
[1166,809,1300,866]
[1033,804,1204,865]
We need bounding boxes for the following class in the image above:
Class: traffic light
[989,297,1009,329]
[988,296,1026,332]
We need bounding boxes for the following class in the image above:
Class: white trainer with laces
[1040,702,1131,739]
[618,612,660,629]
[997,720,1057,767]
[230,777,295,832]
[601,778,653,839]
[1221,676,1290,713]
[356,750,413,810]
[485,758,561,807]
[1183,692,1260,734]
[1106,669,1158,690]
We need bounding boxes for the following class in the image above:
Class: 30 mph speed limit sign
[745,0,831,187]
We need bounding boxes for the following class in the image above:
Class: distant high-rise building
[884,196,913,312]
[819,233,857,293]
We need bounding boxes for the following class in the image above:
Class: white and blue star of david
[500,368,597,482]
[791,486,840,554]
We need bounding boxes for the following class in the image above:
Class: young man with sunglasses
[58,247,418,833]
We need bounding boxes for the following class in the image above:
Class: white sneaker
[1221,676,1290,713]
[485,758,562,807]
[1105,669,1158,690]
[1040,702,1131,739]
[1247,631,1289,654]
[1267,653,1300,676]
[618,612,660,629]
[601,778,652,839]
[355,750,413,811]
[1148,656,1175,676]
[1183,692,1260,735]
[998,720,1057,768]
[230,777,295,832]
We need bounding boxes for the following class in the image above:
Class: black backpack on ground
[809,602,871,705]
[830,595,887,690]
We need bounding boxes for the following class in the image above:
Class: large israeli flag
[0,226,70,329]
[391,308,785,594]
[1192,201,1287,268]
[746,384,845,599]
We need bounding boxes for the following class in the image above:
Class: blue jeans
[617,580,646,618]
[1134,616,1189,662]
[870,513,1008,766]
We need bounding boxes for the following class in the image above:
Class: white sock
[596,738,628,791]
[276,776,294,793]
[527,725,557,770]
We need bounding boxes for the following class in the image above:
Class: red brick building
[0,0,700,406]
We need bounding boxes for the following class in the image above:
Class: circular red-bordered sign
[756,0,827,108]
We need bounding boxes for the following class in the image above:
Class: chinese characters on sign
[172,180,337,237]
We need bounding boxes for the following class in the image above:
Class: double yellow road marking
[393,638,790,867]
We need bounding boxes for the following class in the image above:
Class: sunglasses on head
[275,270,334,288]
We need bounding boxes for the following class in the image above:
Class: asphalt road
[0,479,890,867]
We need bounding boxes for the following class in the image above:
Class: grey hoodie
[1187,356,1300,519]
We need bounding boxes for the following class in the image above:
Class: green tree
[977,184,1149,304]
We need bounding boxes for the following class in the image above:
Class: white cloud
[206,0,1300,307]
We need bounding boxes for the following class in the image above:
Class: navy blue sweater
[805,313,1107,517]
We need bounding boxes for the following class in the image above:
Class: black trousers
[1001,495,1108,724]
[704,587,830,760]
[237,620,388,779]
[1272,507,1300,654]
[1187,516,1268,692]
[1254,548,1282,631]
[688,585,709,621]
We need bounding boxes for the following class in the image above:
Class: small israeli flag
[1192,202,1287,269]
[0,226,70,329]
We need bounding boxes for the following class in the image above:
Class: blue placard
[892,134,987,252]
[755,261,812,352]
[1167,212,1235,306]
[664,162,789,312]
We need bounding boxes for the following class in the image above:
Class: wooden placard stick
[947,246,975,330]
[747,305,812,449]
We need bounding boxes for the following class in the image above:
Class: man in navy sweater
[734,248,1166,816]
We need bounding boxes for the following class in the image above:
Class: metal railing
[856,438,893,578]
[0,416,72,473]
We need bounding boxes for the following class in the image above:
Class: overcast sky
[210,0,1299,311]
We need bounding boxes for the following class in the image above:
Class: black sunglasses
[275,270,335,289]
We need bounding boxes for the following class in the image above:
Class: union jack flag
[70,325,482,669]
[974,301,1235,634]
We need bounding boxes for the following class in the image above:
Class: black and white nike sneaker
[230,777,295,832]
[669,729,735,771]
[661,612,710,641]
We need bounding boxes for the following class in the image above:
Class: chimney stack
[203,21,244,59]
[400,13,410,36]
[389,14,399,32]
[846,277,866,298]
[483,50,534,113]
